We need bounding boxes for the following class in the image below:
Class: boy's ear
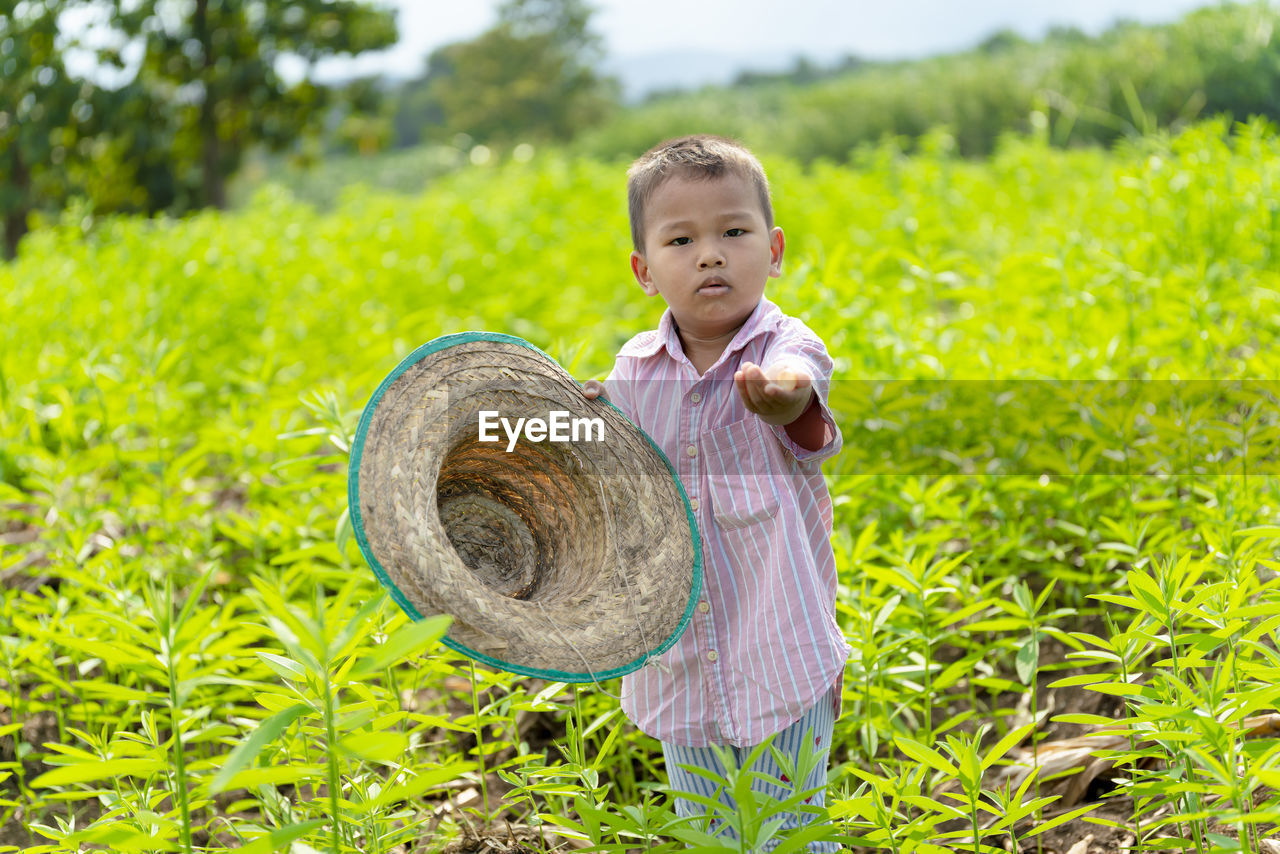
[631,250,659,296]
[768,226,785,278]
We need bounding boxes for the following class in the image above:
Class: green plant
[5,114,1280,851]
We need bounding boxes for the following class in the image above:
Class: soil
[432,820,556,854]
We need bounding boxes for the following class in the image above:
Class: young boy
[582,135,849,851]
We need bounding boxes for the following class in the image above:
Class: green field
[3,117,1280,852]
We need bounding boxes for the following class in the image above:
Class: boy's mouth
[697,277,730,295]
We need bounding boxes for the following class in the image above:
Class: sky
[60,0,1238,99]
[305,0,1225,93]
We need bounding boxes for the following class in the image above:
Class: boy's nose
[698,252,725,269]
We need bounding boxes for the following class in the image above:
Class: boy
[582,135,849,851]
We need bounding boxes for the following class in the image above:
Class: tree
[331,75,394,155]
[1046,24,1088,44]
[103,0,398,210]
[392,43,451,147]
[405,0,617,147]
[978,28,1028,55]
[0,0,104,259]
[497,0,600,60]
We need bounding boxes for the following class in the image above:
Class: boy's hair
[627,135,773,253]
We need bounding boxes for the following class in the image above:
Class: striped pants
[661,683,840,853]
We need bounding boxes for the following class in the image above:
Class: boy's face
[631,172,784,344]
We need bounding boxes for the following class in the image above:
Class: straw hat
[348,332,702,682]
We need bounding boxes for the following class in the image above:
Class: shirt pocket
[704,417,781,530]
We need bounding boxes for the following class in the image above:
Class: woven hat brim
[348,331,702,682]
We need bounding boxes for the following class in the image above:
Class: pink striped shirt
[605,297,850,747]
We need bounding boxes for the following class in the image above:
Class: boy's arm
[783,385,830,451]
[737,322,842,465]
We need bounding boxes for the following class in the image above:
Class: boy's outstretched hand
[735,361,813,425]
[582,380,608,400]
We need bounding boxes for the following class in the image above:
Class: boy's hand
[734,361,813,425]
[582,380,608,400]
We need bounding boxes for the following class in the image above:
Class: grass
[1,116,1279,852]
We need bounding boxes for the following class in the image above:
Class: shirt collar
[622,298,784,364]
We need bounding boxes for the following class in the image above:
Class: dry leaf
[1065,833,1093,854]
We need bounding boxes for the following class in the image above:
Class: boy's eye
[669,236,691,246]
[725,228,746,237]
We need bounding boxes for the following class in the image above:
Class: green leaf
[1088,593,1142,610]
[1048,673,1111,689]
[1023,803,1100,836]
[981,722,1034,771]
[351,614,451,677]
[338,730,408,762]
[63,824,179,851]
[174,561,219,632]
[901,793,965,819]
[873,594,901,630]
[1086,681,1149,697]
[220,765,325,790]
[592,718,626,770]
[1097,541,1139,555]
[895,737,958,777]
[238,820,328,854]
[55,636,153,670]
[329,592,390,661]
[1127,570,1167,615]
[933,654,982,693]
[964,617,1026,632]
[210,703,311,794]
[1012,581,1032,614]
[32,758,165,788]
[532,681,568,706]
[70,681,160,704]
[583,707,620,738]
[269,543,345,567]
[365,762,474,810]
[256,651,306,682]
[1015,634,1039,685]
[335,506,352,554]
[1233,525,1280,539]
[1051,713,1119,726]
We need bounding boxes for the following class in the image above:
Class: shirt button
[690,392,702,404]
[706,650,718,662]
[686,444,697,458]
[689,497,699,511]
[698,601,710,613]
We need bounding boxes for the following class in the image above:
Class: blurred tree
[497,0,595,50]
[978,28,1028,54]
[331,75,394,155]
[392,44,450,147]
[399,0,617,147]
[1046,24,1088,44]
[733,54,867,89]
[0,0,102,259]
[102,0,397,210]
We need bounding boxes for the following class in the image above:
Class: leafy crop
[2,117,1280,852]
